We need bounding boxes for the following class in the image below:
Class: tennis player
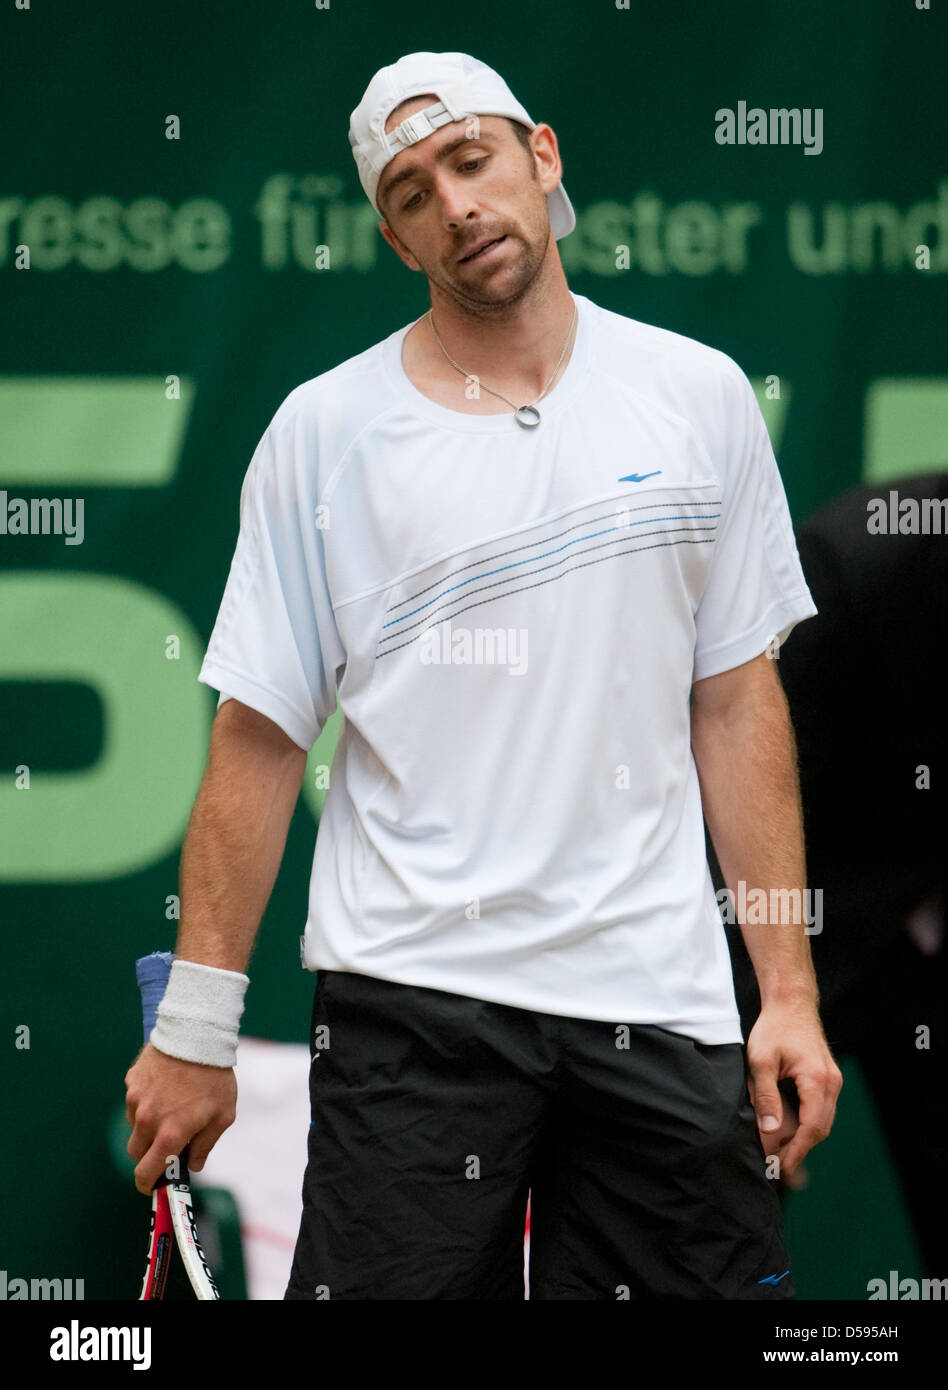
[125,51,843,1300]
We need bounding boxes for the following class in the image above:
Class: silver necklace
[426,299,578,429]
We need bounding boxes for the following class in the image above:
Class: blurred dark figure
[720,469,948,1277]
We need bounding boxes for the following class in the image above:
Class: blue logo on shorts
[758,1268,791,1285]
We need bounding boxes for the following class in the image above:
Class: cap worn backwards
[347,51,576,239]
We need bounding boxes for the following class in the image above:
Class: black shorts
[284,970,795,1300]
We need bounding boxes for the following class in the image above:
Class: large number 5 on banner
[0,377,211,882]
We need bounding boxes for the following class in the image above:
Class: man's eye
[401,157,487,211]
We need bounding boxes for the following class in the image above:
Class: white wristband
[149,959,249,1068]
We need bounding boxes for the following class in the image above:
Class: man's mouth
[459,235,507,263]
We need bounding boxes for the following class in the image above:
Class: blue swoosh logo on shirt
[618,471,662,483]
[758,1269,791,1285]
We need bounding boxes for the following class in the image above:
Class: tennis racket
[136,950,221,1300]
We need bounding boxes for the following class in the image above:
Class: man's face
[376,103,558,311]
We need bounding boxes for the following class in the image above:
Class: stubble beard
[424,217,553,323]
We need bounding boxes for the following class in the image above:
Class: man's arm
[690,649,843,1178]
[124,698,308,1195]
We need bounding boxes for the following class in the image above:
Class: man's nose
[435,175,479,228]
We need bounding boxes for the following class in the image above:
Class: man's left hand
[745,999,843,1180]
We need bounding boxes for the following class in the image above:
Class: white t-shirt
[198,292,816,1044]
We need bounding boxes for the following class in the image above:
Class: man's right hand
[125,1043,237,1196]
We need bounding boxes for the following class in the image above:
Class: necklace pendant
[515,404,541,428]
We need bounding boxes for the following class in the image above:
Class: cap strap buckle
[389,101,452,152]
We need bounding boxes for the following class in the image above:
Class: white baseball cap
[348,51,576,239]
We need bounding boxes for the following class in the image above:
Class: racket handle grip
[135,951,191,1187]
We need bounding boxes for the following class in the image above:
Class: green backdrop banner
[1,0,943,1299]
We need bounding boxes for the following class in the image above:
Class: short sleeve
[197,419,344,751]
[692,362,817,681]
